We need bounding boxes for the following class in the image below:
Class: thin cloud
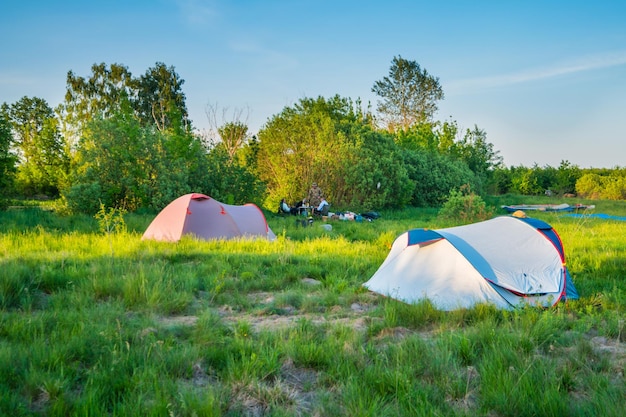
[447,51,626,94]
[174,0,218,26]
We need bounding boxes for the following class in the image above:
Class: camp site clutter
[278,181,381,222]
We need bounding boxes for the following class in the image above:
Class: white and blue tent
[364,216,578,311]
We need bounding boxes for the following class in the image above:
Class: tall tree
[63,92,214,213]
[136,62,190,132]
[6,97,68,195]
[256,95,411,210]
[59,62,136,148]
[555,160,581,195]
[218,121,248,162]
[203,102,251,158]
[372,56,444,131]
[256,96,355,207]
[64,99,187,213]
[0,107,17,194]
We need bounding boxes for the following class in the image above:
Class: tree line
[1,56,624,213]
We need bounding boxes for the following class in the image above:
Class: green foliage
[256,95,351,206]
[554,160,581,194]
[218,121,249,161]
[4,97,68,197]
[576,170,626,200]
[0,108,17,197]
[136,62,190,132]
[395,121,441,151]
[455,125,502,192]
[159,118,212,203]
[61,182,103,214]
[62,101,209,214]
[394,120,460,157]
[342,129,413,210]
[490,161,583,197]
[59,61,192,151]
[94,202,127,235]
[204,144,266,205]
[510,164,545,195]
[393,121,501,202]
[490,166,513,195]
[402,148,477,207]
[438,185,494,223]
[95,202,127,256]
[372,55,444,130]
[257,95,404,210]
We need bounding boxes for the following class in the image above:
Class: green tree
[158,103,211,196]
[204,144,266,205]
[218,121,248,162]
[395,122,440,151]
[372,56,444,131]
[59,62,136,148]
[554,160,581,195]
[437,119,460,157]
[63,100,192,213]
[256,96,354,207]
[342,128,413,210]
[575,173,604,199]
[0,108,17,196]
[536,164,558,194]
[490,166,513,195]
[256,95,408,210]
[238,134,261,171]
[576,170,626,200]
[393,119,462,157]
[136,62,190,132]
[401,148,477,207]
[604,175,626,200]
[438,185,494,224]
[5,97,68,196]
[455,125,502,192]
[510,165,543,195]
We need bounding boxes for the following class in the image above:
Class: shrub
[576,172,626,200]
[402,149,478,207]
[61,182,103,215]
[438,185,494,223]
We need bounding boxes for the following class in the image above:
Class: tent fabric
[142,193,276,242]
[364,216,578,311]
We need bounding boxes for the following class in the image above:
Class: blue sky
[1,0,625,168]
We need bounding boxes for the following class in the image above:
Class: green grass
[1,200,626,416]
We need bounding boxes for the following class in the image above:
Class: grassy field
[1,197,625,416]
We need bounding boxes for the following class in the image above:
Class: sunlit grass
[1,201,626,415]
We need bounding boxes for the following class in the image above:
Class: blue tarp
[565,213,626,222]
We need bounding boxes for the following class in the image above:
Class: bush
[438,185,494,223]
[61,182,103,215]
[576,172,626,200]
[403,150,478,207]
